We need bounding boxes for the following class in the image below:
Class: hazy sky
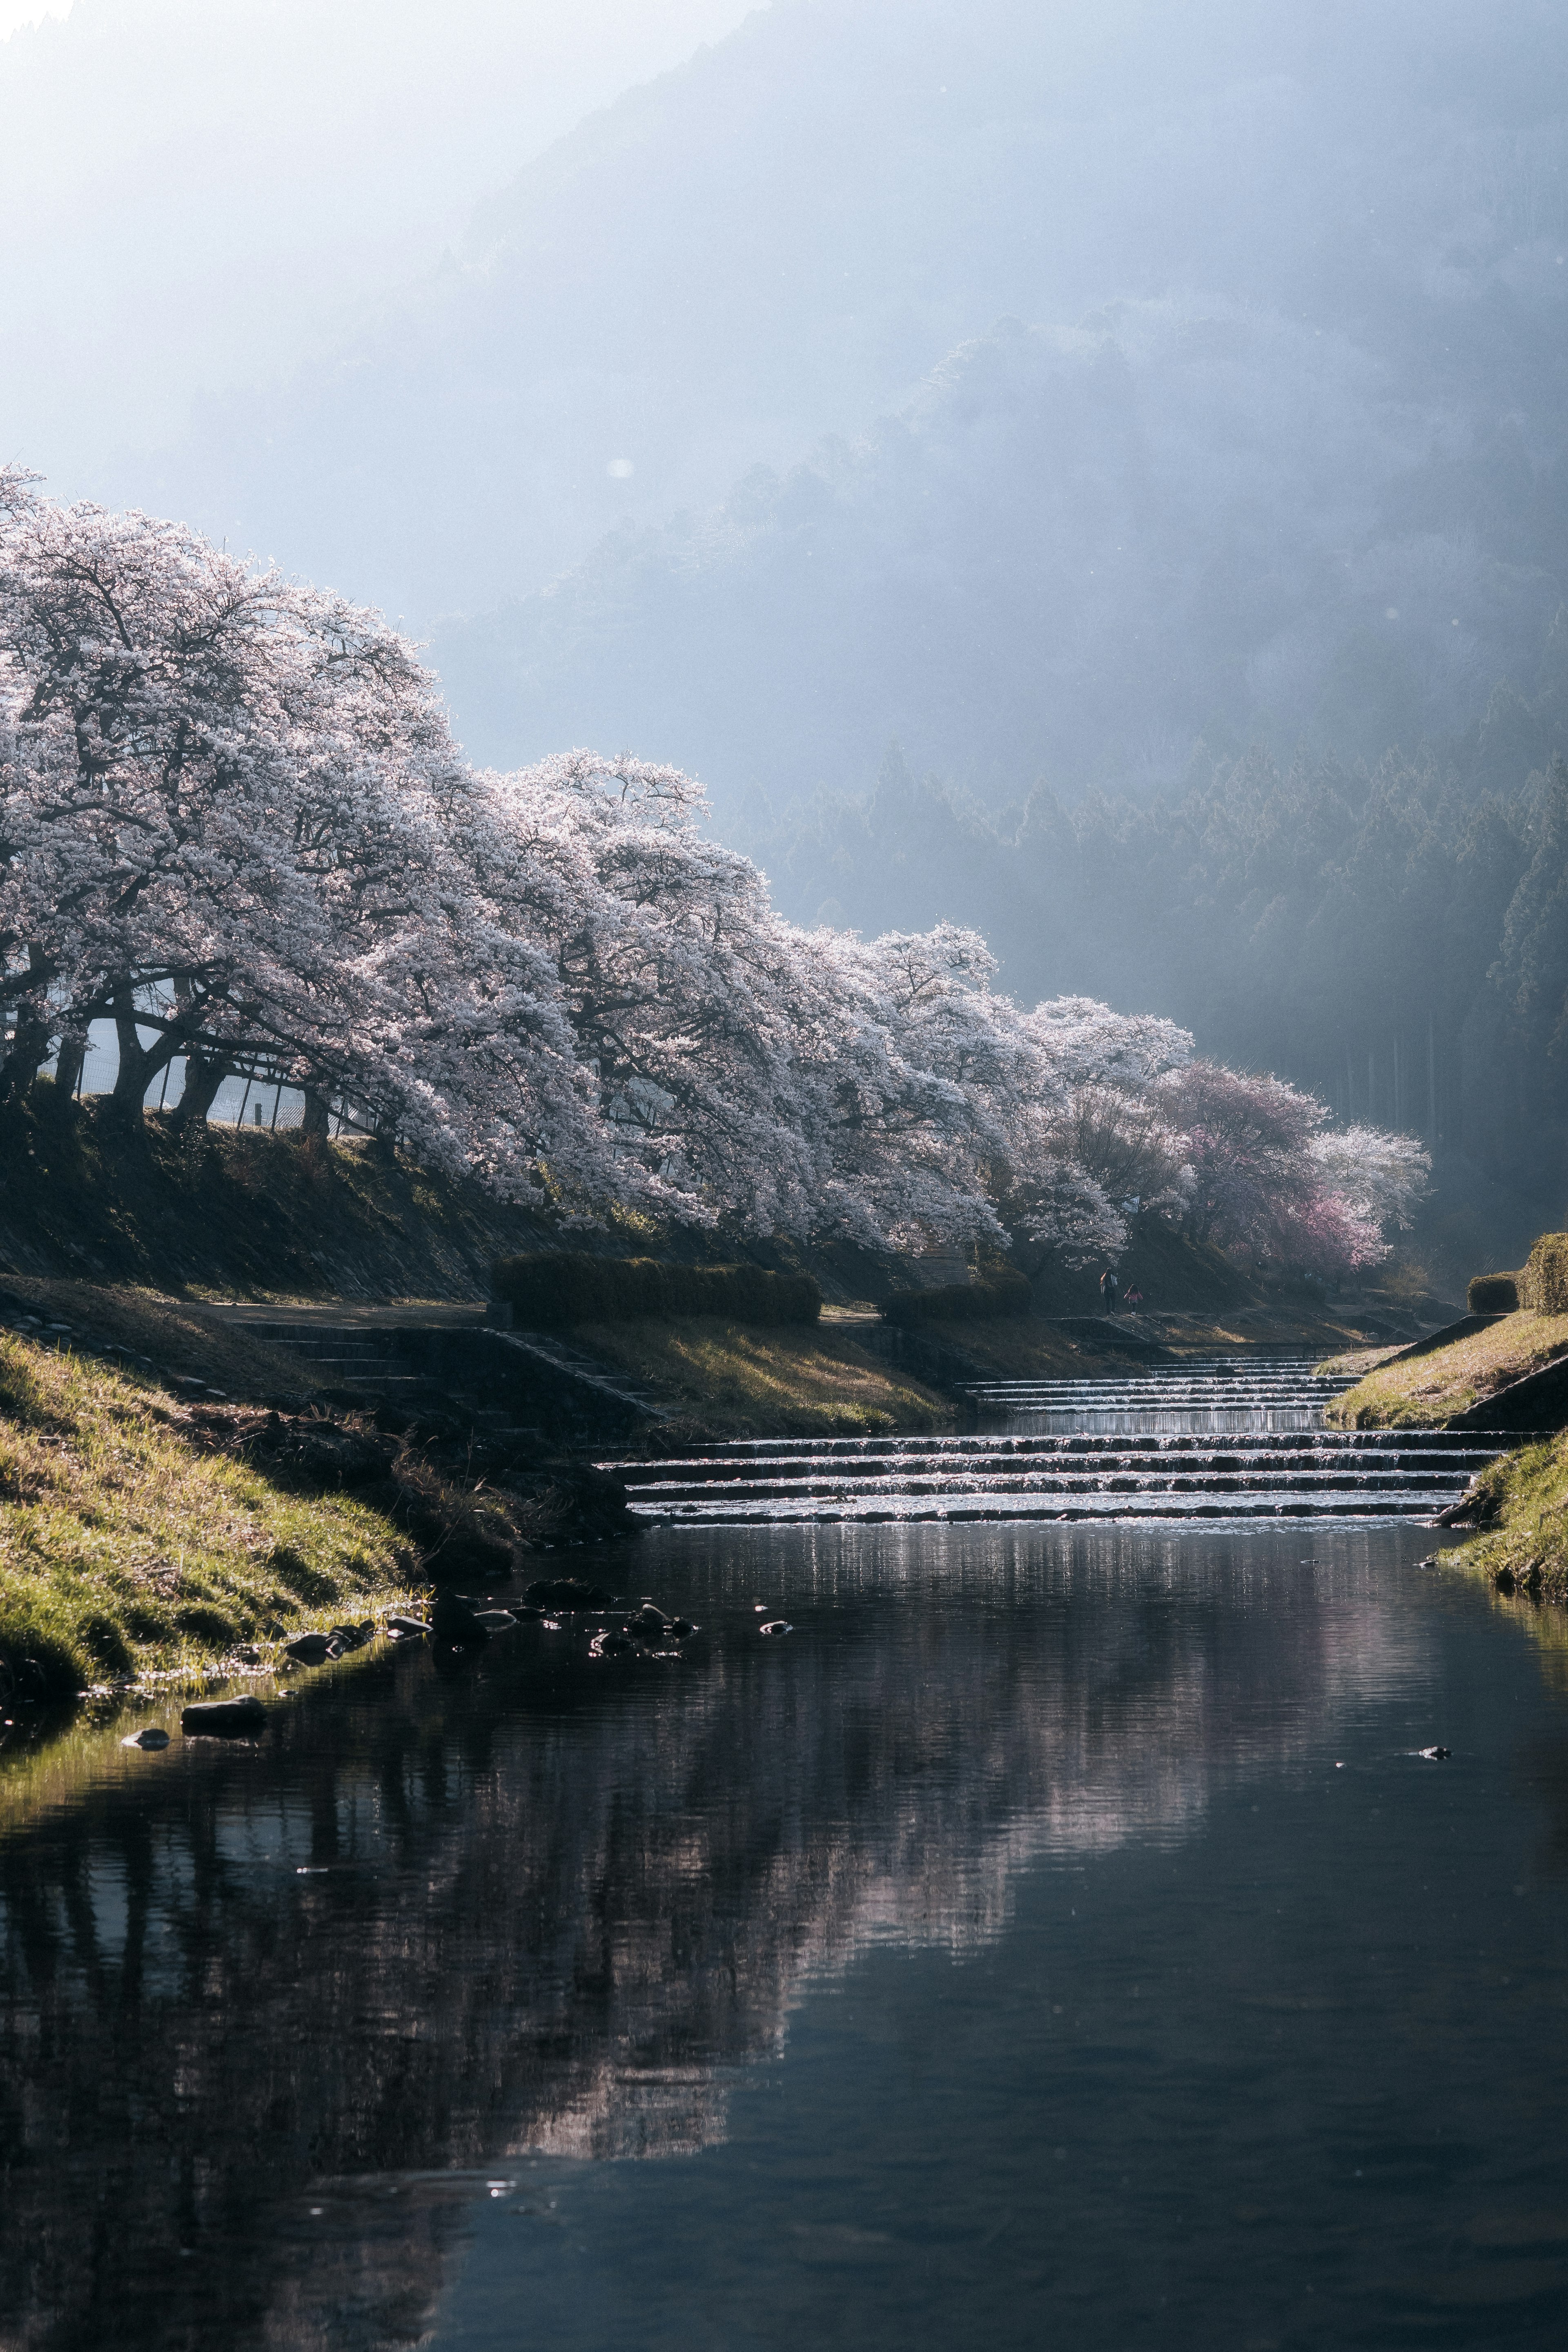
[0,0,760,482]
[0,2,70,34]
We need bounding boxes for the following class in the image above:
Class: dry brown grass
[1327,1312,1568,1428]
[573,1316,951,1435]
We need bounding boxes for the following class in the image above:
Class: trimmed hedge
[1467,1272,1519,1314]
[882,1272,1032,1326]
[492,1253,821,1328]
[1520,1232,1568,1316]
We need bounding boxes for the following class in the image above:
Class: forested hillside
[746,734,1568,1274]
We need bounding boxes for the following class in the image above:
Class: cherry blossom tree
[1306,1125,1430,1239]
[0,472,604,1197]
[1156,1061,1427,1277]
[0,474,1434,1279]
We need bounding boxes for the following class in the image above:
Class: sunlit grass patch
[1327,1311,1568,1428]
[574,1316,949,1435]
[0,1334,412,1703]
[0,1275,324,1401]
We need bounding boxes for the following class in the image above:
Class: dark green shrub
[882,1272,1032,1326]
[1519,1233,1568,1316]
[492,1254,821,1328]
[1467,1272,1519,1314]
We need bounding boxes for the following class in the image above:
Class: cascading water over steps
[607,1355,1506,1527]
[963,1354,1356,1433]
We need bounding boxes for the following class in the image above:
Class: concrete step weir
[608,1356,1505,1527]
[964,1353,1359,1434]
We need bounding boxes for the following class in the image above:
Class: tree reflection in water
[0,1525,1427,2351]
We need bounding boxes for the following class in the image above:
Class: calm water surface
[4,1525,1568,2350]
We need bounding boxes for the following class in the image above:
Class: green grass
[1326,1310,1568,1428]
[0,1333,416,1703]
[575,1316,951,1436]
[1451,1430,1568,1602]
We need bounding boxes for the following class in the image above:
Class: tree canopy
[0,477,1425,1279]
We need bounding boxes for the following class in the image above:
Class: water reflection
[0,1525,1521,2350]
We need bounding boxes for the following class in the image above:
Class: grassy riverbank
[1449,1434,1568,1602]
[1315,1309,1568,1603]
[577,1315,951,1435]
[0,1332,419,1706]
[0,1096,553,1299]
[1325,1311,1568,1428]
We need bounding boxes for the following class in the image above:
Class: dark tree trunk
[50,1033,88,1108]
[106,995,180,1132]
[169,1051,230,1136]
[300,1088,331,1141]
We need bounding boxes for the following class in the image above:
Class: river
[4,1518,1568,2349]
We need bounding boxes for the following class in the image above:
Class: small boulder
[386,1613,432,1639]
[590,1630,641,1659]
[759,1620,793,1637]
[431,1589,489,1646]
[474,1608,517,1632]
[327,1621,376,1652]
[121,1726,171,1751]
[1418,1745,1452,1761]
[182,1696,267,1737]
[284,1633,332,1666]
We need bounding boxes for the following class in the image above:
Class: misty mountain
[87,0,1559,801]
[434,301,1568,804]
[19,0,1568,821]
[105,0,1566,641]
[742,727,1568,1274]
[419,0,1568,805]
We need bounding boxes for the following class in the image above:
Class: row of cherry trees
[0,474,1427,1274]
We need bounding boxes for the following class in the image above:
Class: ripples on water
[3,1525,1568,2350]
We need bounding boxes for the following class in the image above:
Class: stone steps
[606,1358,1503,1526]
[199,1313,658,1441]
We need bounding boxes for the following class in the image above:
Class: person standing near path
[1099,1267,1120,1312]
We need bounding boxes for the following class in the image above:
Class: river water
[4,1522,1568,2350]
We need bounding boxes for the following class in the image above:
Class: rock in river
[182,1696,267,1738]
[120,1726,171,1751]
[283,1633,332,1666]
[431,1590,490,1647]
